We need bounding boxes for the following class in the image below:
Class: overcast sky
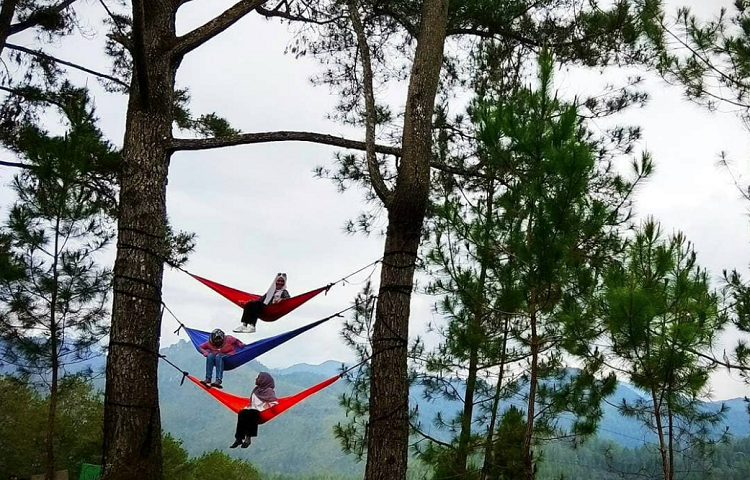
[2,0,750,401]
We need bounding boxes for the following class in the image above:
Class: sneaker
[232,324,256,334]
[200,378,212,388]
[230,439,242,449]
[211,379,223,389]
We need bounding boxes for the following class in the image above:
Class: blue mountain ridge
[3,339,747,477]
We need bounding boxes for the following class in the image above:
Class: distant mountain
[158,340,749,476]
[272,360,347,378]
[3,339,747,477]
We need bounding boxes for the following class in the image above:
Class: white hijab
[263,273,287,305]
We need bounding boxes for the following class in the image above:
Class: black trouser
[241,300,265,327]
[235,409,260,440]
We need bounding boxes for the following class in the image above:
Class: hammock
[182,317,332,371]
[186,374,341,423]
[189,273,329,322]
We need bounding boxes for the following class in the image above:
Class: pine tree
[469,51,652,480]
[0,88,117,480]
[490,406,526,480]
[415,111,523,480]
[600,219,729,480]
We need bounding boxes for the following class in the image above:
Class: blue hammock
[183,317,331,371]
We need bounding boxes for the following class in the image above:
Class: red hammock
[189,274,329,322]
[187,374,340,423]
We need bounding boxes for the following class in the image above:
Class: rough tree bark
[101,2,175,479]
[362,1,449,479]
[101,2,268,479]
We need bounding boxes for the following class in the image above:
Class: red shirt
[199,335,244,355]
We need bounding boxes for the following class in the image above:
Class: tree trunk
[45,356,58,480]
[455,182,495,477]
[523,308,539,480]
[455,344,478,477]
[479,317,510,480]
[364,1,448,479]
[667,398,675,480]
[101,2,176,479]
[651,389,670,480]
[45,218,62,480]
[0,0,18,55]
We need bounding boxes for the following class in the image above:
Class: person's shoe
[245,325,256,333]
[241,436,252,448]
[229,439,242,449]
[233,324,250,333]
[211,379,223,389]
[200,378,212,388]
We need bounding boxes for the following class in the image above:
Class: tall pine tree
[0,88,117,480]
[471,51,651,480]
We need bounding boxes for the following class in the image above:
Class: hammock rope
[159,350,371,424]
[162,301,359,371]
[173,258,382,323]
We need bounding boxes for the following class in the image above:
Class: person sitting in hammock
[233,273,290,333]
[231,372,278,448]
[199,329,244,389]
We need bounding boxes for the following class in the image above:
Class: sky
[2,0,750,401]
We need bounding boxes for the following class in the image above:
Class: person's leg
[241,409,260,447]
[212,354,225,388]
[235,300,263,333]
[247,409,259,437]
[243,301,263,326]
[232,410,250,448]
[204,353,216,383]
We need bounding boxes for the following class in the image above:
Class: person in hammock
[233,273,290,333]
[199,329,244,389]
[231,372,278,448]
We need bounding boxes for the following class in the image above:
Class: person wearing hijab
[198,328,244,388]
[233,273,290,333]
[231,372,279,448]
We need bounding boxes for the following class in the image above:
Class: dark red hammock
[186,374,340,423]
[189,274,329,322]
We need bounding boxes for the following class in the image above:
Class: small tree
[600,219,729,480]
[0,89,117,480]
[490,406,526,480]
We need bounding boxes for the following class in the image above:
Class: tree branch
[447,27,539,47]
[170,130,495,180]
[5,43,129,88]
[256,4,346,25]
[347,0,393,203]
[0,160,33,169]
[130,0,150,105]
[169,130,401,156]
[172,0,266,59]
[8,0,78,36]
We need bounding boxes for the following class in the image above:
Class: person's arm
[198,342,211,356]
[272,290,291,304]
